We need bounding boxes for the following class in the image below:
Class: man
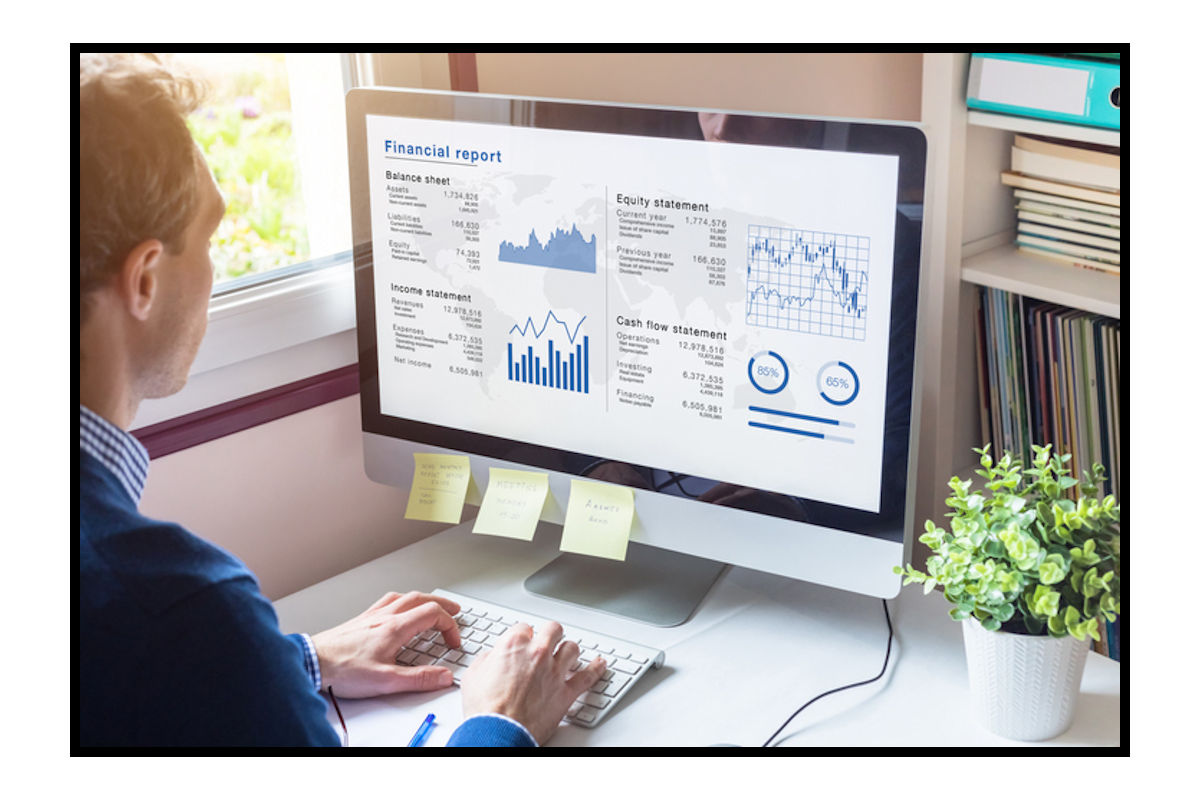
[78,52,605,748]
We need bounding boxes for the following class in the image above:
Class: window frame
[130,53,369,433]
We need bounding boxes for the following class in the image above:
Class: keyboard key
[413,653,436,666]
[583,692,610,709]
[428,589,664,730]
[396,649,418,665]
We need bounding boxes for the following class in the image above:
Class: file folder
[967,53,1120,130]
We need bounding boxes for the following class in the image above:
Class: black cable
[655,472,702,498]
[761,598,894,747]
[326,685,349,746]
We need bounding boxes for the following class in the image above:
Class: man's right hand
[459,620,606,745]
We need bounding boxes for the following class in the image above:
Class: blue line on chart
[744,230,868,318]
[748,406,856,428]
[509,311,587,344]
[748,421,855,444]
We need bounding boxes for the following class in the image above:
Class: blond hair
[78,53,206,321]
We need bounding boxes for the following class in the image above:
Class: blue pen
[408,713,436,747]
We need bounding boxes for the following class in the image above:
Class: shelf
[967,110,1120,148]
[961,243,1121,318]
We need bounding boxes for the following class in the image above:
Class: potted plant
[896,443,1121,741]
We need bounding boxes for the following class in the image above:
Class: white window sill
[131,256,358,430]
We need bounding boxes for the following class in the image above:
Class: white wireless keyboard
[394,589,665,728]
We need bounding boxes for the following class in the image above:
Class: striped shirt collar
[79,404,150,506]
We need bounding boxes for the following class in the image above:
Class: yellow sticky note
[472,468,549,541]
[560,479,635,561]
[405,453,472,524]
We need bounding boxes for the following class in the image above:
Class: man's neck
[79,316,140,430]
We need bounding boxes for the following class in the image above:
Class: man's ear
[117,239,165,321]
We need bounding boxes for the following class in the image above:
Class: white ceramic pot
[961,616,1090,741]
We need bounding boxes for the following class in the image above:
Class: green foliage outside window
[181,53,311,285]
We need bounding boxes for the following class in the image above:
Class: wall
[139,52,926,603]
[475,52,922,120]
[139,396,447,601]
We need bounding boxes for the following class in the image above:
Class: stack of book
[1000,134,1121,275]
[975,286,1122,659]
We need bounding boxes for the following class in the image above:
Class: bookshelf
[914,53,1123,532]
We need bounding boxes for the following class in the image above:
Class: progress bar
[747,405,855,443]
[747,421,855,443]
[748,406,856,428]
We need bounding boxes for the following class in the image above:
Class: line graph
[507,311,589,393]
[744,225,870,341]
[508,311,587,344]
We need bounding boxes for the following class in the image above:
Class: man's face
[137,151,225,400]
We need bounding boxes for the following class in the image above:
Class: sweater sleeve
[446,714,538,747]
[145,575,342,746]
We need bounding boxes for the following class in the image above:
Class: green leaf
[1031,585,1060,618]
[1038,554,1068,585]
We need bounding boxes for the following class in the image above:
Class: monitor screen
[348,87,926,600]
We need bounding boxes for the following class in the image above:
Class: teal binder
[966,53,1121,130]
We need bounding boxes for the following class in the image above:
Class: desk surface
[273,520,1122,748]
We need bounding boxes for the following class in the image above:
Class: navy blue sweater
[79,450,532,747]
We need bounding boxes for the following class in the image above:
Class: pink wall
[476,52,922,120]
[139,396,446,600]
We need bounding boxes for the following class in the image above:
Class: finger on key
[533,620,564,657]
[387,591,462,617]
[501,621,534,648]
[553,639,581,675]
[400,600,462,649]
[566,654,607,695]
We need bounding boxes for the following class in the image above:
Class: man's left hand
[311,591,462,698]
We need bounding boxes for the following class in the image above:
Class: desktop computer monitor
[347,86,926,626]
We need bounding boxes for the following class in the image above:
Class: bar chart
[507,311,590,394]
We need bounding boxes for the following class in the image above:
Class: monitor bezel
[347,86,926,596]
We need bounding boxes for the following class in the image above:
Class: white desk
[273,520,1122,748]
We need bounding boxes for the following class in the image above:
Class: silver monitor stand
[524,540,727,627]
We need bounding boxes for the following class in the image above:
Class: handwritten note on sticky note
[472,468,549,541]
[405,453,472,524]
[560,479,635,561]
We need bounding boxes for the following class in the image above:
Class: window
[168,52,352,289]
[131,53,360,430]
